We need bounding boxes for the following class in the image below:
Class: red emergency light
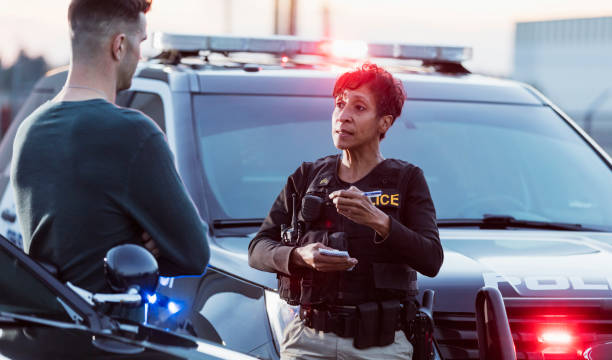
[537,326,583,358]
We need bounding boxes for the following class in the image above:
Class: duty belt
[299,302,413,339]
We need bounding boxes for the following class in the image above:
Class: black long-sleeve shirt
[11,99,210,293]
[248,156,443,278]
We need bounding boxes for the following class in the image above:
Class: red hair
[333,63,407,124]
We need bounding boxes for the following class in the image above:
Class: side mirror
[67,244,159,308]
[90,245,158,356]
[105,244,159,295]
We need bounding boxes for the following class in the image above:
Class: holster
[353,300,401,349]
[411,312,435,360]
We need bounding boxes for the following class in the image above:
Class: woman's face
[332,85,382,150]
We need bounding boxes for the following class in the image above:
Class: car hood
[209,229,612,313]
[0,319,257,360]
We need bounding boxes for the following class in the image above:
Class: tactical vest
[278,155,418,306]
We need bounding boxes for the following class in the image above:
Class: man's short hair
[332,63,407,123]
[68,0,152,49]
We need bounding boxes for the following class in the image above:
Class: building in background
[514,16,612,154]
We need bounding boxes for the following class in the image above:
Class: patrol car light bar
[152,32,472,63]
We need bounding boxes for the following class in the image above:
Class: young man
[11,0,210,293]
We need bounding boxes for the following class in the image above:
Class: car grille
[434,299,612,360]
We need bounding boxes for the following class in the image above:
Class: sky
[1,0,612,76]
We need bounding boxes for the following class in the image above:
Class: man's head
[331,63,406,150]
[68,0,152,91]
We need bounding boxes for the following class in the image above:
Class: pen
[363,190,382,197]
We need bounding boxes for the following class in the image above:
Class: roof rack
[151,32,472,73]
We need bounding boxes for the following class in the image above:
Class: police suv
[0,33,611,360]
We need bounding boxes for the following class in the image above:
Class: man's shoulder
[110,106,162,136]
[72,102,163,145]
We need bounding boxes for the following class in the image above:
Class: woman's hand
[291,242,358,272]
[329,186,391,238]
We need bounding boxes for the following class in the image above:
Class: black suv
[0,233,258,360]
[1,33,612,360]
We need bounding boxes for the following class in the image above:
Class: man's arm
[124,133,210,276]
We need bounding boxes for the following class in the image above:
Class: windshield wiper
[0,311,89,330]
[437,215,603,232]
[212,218,265,229]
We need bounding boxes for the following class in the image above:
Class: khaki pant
[280,317,413,360]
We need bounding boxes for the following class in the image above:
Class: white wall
[514,17,612,153]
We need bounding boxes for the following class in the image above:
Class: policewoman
[248,63,443,360]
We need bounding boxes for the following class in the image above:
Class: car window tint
[115,90,134,108]
[0,244,70,320]
[195,95,336,219]
[586,95,612,155]
[194,96,612,229]
[128,92,165,132]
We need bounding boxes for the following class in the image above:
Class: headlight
[264,290,299,351]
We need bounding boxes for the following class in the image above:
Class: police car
[0,232,257,360]
[1,33,612,360]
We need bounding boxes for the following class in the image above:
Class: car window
[123,91,166,132]
[0,242,70,320]
[586,94,612,156]
[115,90,134,108]
[194,95,612,229]
[0,91,58,248]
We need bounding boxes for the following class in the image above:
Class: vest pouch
[337,269,374,304]
[299,271,316,306]
[354,302,380,349]
[300,270,340,305]
[324,231,348,251]
[298,230,327,246]
[373,263,418,298]
[296,230,343,306]
[379,299,401,346]
[278,272,301,305]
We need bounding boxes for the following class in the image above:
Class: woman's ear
[379,115,393,137]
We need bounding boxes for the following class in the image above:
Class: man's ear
[111,33,127,61]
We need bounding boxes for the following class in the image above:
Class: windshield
[194,95,612,229]
[0,243,70,320]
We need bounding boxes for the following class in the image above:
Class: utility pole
[274,0,297,35]
[289,0,297,36]
[322,0,331,38]
[224,0,233,34]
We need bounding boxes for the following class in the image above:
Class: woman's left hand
[329,186,390,237]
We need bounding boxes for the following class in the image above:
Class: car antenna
[291,193,300,240]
